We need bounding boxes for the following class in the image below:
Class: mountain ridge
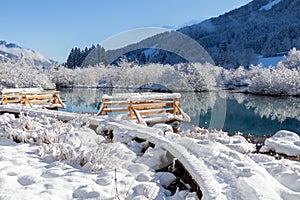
[0,40,56,67]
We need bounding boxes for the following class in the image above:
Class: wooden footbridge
[97,92,190,126]
[0,88,66,110]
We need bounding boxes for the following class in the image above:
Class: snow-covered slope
[0,40,56,67]
[259,0,282,11]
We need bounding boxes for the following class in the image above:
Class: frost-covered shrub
[277,48,300,69]
[248,65,300,96]
[46,65,76,87]
[1,113,138,172]
[184,63,221,91]
[47,62,223,91]
[222,66,250,88]
[0,63,55,89]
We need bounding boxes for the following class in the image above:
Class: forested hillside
[65,0,300,68]
[178,0,300,68]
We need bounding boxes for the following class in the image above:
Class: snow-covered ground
[255,55,284,67]
[0,108,300,199]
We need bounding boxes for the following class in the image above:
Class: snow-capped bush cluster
[0,113,136,172]
[1,48,300,96]
[0,62,55,89]
[248,65,300,95]
[47,62,220,91]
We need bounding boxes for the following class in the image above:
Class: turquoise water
[59,88,300,137]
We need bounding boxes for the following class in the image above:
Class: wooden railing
[97,93,190,126]
[0,88,66,109]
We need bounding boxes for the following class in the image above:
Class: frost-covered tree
[248,65,300,96]
[277,48,300,69]
[0,62,55,89]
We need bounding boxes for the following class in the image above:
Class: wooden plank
[132,109,147,126]
[173,98,179,115]
[131,100,173,104]
[2,94,24,98]
[25,99,52,104]
[103,101,129,105]
[138,108,174,116]
[103,107,129,113]
[129,101,134,120]
[131,102,173,110]
[25,94,54,99]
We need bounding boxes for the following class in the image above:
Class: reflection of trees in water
[231,93,300,123]
[180,92,216,117]
[60,88,113,109]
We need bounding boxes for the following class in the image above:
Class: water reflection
[58,88,300,137]
[59,88,113,113]
[196,92,300,136]
[242,95,300,123]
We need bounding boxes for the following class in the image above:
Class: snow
[255,55,284,67]
[259,0,282,11]
[260,130,300,156]
[129,93,181,101]
[1,87,43,94]
[0,108,300,199]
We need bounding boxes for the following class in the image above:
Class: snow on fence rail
[97,93,190,126]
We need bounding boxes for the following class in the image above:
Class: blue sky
[1,0,251,62]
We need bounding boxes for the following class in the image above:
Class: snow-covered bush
[222,66,250,88]
[0,62,55,89]
[47,62,222,91]
[2,114,135,172]
[248,65,300,96]
[277,48,300,69]
[182,63,222,91]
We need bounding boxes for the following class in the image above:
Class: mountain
[0,40,56,67]
[68,0,300,68]
[178,0,300,68]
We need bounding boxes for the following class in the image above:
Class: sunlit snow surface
[0,110,300,199]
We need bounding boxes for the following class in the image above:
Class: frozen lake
[59,88,300,137]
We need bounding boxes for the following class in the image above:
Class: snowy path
[1,105,300,199]
[109,121,223,199]
[109,120,300,200]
